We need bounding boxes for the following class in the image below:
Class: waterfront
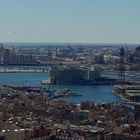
[0,72,122,103]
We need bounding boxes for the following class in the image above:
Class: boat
[41,79,51,84]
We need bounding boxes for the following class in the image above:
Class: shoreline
[0,69,48,73]
[112,90,140,105]
[0,71,48,73]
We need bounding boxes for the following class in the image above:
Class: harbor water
[0,72,122,104]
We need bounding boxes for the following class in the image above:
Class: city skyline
[0,0,140,44]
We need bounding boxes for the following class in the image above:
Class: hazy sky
[0,0,140,43]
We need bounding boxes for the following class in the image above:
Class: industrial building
[47,65,115,85]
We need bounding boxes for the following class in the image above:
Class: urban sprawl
[0,43,140,140]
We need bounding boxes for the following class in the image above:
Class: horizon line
[1,41,139,46]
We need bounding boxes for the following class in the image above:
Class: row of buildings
[0,44,39,65]
[0,85,140,140]
[0,43,140,68]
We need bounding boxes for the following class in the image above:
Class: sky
[0,0,140,44]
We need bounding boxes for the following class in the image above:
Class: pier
[3,84,83,100]
[0,67,48,73]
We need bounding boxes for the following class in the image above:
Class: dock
[0,68,48,73]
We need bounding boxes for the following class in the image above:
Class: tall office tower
[3,49,10,64]
[119,47,125,81]
[0,44,4,64]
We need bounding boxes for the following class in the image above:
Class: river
[0,72,122,103]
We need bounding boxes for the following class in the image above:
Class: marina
[0,72,122,103]
[0,67,139,104]
[2,84,83,99]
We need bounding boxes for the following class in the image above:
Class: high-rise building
[0,44,5,64]
[3,49,11,64]
[134,105,140,120]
